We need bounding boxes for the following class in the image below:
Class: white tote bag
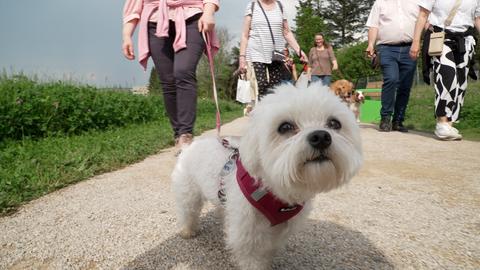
[236,75,252,103]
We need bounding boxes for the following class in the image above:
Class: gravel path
[1,117,479,270]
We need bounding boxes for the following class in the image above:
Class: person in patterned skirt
[410,0,480,140]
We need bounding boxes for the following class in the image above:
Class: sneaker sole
[434,131,462,141]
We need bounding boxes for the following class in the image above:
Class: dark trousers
[148,15,205,138]
[378,44,417,122]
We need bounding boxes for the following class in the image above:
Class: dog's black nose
[307,130,331,150]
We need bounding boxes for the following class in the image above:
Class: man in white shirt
[366,0,419,132]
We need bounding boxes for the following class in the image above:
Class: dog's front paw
[179,228,197,239]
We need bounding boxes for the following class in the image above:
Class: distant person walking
[366,0,419,133]
[410,0,480,141]
[239,0,307,98]
[307,33,337,86]
[122,0,219,153]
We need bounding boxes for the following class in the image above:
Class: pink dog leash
[202,31,222,137]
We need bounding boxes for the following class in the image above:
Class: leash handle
[302,63,308,72]
[202,31,222,137]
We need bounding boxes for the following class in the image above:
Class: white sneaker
[434,123,462,141]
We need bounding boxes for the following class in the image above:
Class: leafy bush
[0,75,165,141]
[334,41,379,82]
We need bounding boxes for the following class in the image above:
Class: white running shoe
[434,123,462,141]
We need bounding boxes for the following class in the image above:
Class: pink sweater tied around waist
[125,0,219,70]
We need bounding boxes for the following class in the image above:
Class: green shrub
[334,41,379,82]
[0,75,165,141]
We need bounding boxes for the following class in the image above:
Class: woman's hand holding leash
[365,44,376,59]
[297,49,308,64]
[198,3,216,32]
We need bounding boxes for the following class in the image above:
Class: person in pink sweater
[122,0,219,153]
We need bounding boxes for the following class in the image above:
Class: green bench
[357,88,381,123]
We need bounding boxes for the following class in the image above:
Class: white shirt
[245,1,286,64]
[419,0,480,32]
[366,0,420,45]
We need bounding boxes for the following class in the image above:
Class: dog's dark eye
[278,122,295,134]
[326,118,342,130]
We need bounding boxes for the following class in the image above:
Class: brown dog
[330,79,355,102]
[330,79,364,122]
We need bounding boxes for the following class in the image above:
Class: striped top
[245,1,286,64]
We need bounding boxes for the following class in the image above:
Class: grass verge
[404,81,480,141]
[0,99,242,215]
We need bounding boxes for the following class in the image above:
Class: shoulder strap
[444,0,462,27]
[277,1,283,14]
[252,1,283,16]
[253,1,283,14]
[257,1,276,47]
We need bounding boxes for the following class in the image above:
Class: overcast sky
[0,0,298,88]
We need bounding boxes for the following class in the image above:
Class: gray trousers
[148,14,205,138]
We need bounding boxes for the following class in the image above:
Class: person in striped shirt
[239,0,307,98]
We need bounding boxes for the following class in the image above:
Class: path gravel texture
[1,117,479,270]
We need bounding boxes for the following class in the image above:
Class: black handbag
[272,50,286,63]
[257,1,286,64]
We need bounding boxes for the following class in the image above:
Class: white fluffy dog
[172,83,363,270]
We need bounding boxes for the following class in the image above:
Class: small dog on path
[330,79,365,122]
[172,83,363,270]
[349,90,365,123]
[330,79,354,101]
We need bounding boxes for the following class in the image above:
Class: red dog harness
[235,159,303,226]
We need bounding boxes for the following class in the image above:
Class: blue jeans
[378,44,417,122]
[311,75,331,86]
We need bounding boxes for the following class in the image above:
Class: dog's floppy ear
[329,81,337,92]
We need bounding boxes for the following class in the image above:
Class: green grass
[404,81,480,141]
[0,99,242,215]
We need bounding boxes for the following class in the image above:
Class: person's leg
[450,41,474,123]
[392,46,417,131]
[310,75,321,83]
[317,76,327,86]
[246,61,258,103]
[322,75,332,87]
[267,62,287,90]
[252,62,269,98]
[378,45,400,131]
[432,43,462,140]
[173,15,206,137]
[148,22,179,138]
[432,45,457,122]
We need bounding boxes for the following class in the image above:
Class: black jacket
[421,26,477,85]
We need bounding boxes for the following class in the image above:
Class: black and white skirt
[432,36,476,122]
